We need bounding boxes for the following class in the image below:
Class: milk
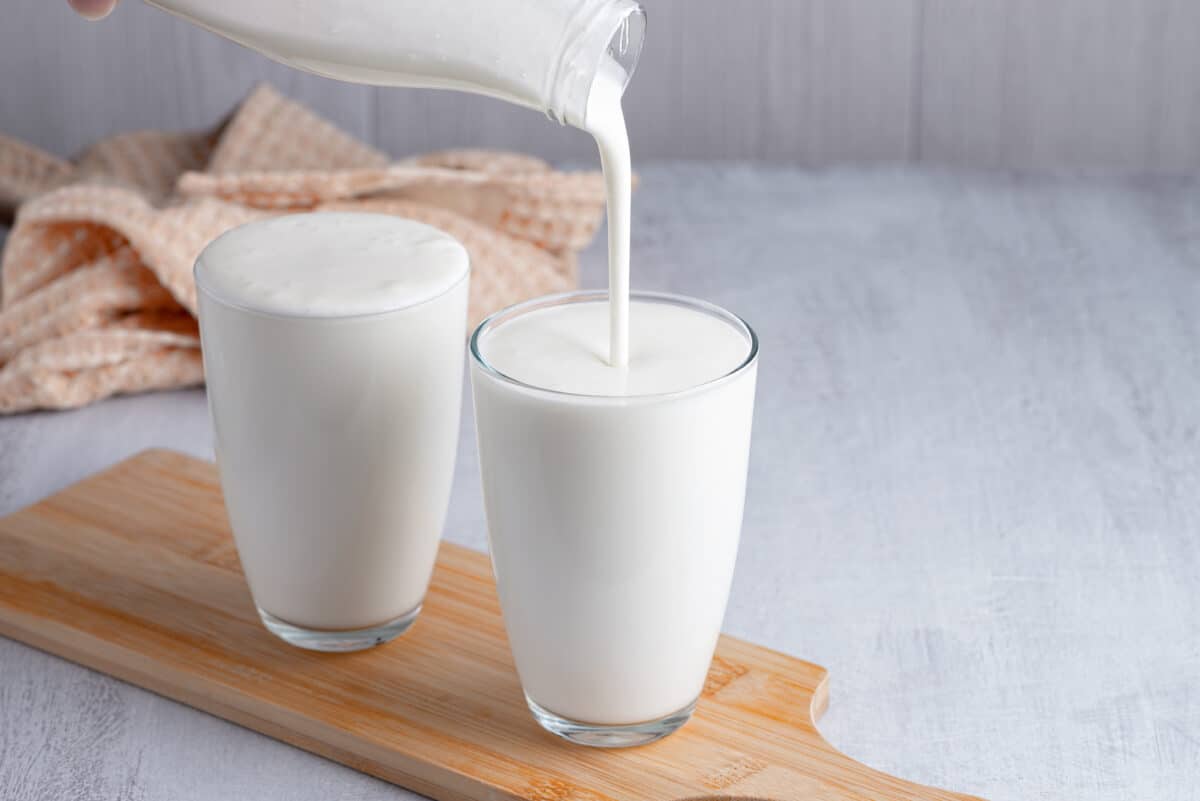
[196,213,469,642]
[586,59,633,367]
[471,294,757,727]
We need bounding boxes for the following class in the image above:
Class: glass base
[526,695,696,748]
[257,604,421,652]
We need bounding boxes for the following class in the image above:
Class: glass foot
[526,695,696,748]
[257,604,421,652]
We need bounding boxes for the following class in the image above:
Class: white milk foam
[196,213,469,317]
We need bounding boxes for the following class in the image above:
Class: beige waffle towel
[0,84,609,413]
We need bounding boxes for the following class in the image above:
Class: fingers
[67,0,119,20]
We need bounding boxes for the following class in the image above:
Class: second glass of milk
[195,212,469,652]
[470,290,758,746]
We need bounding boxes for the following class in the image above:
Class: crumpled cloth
[0,83,609,413]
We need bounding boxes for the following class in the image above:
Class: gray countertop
[2,164,1197,801]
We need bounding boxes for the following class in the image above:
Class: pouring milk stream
[143,0,642,366]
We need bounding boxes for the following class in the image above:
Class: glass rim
[468,289,759,402]
[194,258,471,322]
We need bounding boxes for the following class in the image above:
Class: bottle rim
[548,1,646,126]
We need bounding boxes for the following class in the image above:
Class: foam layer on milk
[196,213,469,317]
[477,299,751,397]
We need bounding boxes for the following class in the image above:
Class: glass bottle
[143,0,646,128]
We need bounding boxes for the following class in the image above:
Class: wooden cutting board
[0,450,983,801]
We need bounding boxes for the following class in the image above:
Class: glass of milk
[470,290,758,746]
[195,212,470,652]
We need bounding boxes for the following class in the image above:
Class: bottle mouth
[552,1,646,127]
[607,5,647,95]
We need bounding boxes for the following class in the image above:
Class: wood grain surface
[6,1,1200,170]
[0,449,981,801]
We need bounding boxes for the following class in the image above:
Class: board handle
[690,750,989,801]
[693,768,988,801]
[680,663,988,801]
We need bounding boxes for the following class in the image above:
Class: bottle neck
[547,0,645,127]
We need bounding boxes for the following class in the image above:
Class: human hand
[67,0,118,20]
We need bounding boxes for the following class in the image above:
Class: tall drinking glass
[196,212,469,651]
[470,290,757,746]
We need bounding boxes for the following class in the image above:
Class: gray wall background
[2,0,1200,173]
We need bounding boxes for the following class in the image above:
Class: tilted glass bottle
[143,0,646,128]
